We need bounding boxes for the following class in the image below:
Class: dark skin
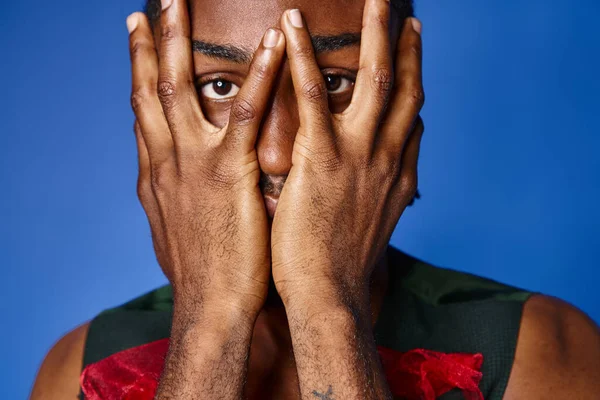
[30,0,600,399]
[130,0,420,397]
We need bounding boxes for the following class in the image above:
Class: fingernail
[288,9,303,28]
[263,29,280,48]
[126,13,139,33]
[411,18,422,34]
[161,0,173,11]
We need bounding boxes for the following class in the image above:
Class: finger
[347,0,393,134]
[157,0,208,147]
[225,28,286,153]
[134,120,151,185]
[133,120,161,230]
[280,9,333,139]
[134,120,172,280]
[396,116,424,200]
[379,18,424,151]
[128,12,175,170]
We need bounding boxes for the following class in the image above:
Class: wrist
[285,301,376,360]
[283,285,372,331]
[279,278,371,315]
[173,284,264,320]
[169,314,254,353]
[171,295,260,340]
[159,295,258,399]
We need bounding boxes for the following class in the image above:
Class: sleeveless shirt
[80,247,532,399]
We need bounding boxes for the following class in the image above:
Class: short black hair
[144,0,415,29]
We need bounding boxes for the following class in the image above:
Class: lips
[264,195,279,219]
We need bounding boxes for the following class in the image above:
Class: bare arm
[156,306,256,399]
[29,323,89,400]
[285,297,391,399]
[504,295,600,399]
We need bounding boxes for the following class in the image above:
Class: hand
[128,1,286,320]
[271,5,425,311]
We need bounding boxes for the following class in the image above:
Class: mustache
[260,174,287,198]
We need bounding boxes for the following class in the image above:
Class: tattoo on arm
[312,385,335,400]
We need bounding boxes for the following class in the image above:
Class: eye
[200,79,240,100]
[324,74,354,94]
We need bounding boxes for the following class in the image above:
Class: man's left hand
[271,7,425,315]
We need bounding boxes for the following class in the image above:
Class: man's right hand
[126,0,286,397]
[129,2,284,320]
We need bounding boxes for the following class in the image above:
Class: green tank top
[81,247,532,400]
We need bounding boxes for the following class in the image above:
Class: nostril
[260,173,287,198]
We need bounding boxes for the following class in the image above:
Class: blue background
[2,0,599,397]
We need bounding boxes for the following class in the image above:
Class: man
[30,0,600,398]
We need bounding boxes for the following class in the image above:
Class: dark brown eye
[324,74,354,94]
[200,79,240,100]
[325,75,342,92]
[213,80,232,96]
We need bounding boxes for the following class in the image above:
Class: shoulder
[385,248,599,398]
[388,247,531,304]
[30,322,90,400]
[29,285,173,399]
[505,294,600,399]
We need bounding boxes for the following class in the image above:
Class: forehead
[189,0,366,48]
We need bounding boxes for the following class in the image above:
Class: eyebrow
[192,32,361,64]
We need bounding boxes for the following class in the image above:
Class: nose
[256,65,299,177]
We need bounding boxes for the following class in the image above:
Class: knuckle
[371,67,393,96]
[301,79,328,102]
[410,88,425,108]
[294,44,315,60]
[130,86,153,112]
[160,24,177,41]
[230,97,257,125]
[401,82,425,109]
[129,39,146,58]
[130,90,144,112]
[400,172,418,199]
[250,59,271,81]
[157,79,177,108]
[150,164,173,192]
[377,153,401,181]
[137,178,152,204]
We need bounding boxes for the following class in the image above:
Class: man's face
[153,0,397,205]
